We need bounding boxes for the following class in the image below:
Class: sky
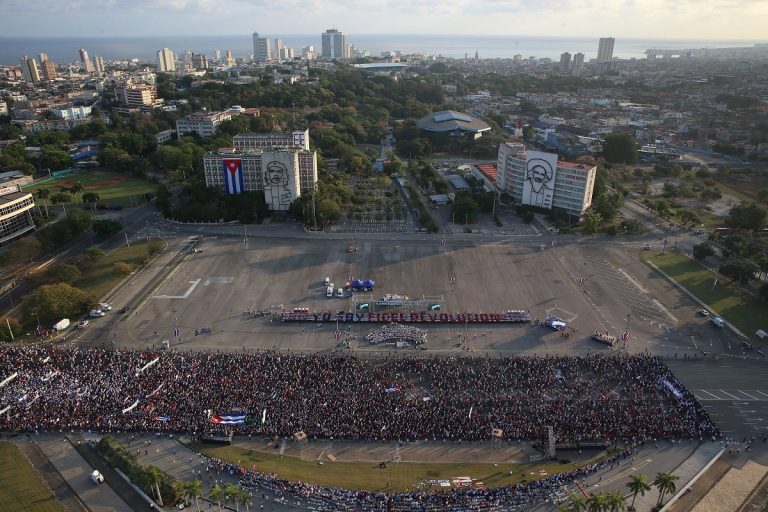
[1,0,767,40]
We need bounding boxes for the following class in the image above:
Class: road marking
[698,390,722,400]
[154,279,201,299]
[756,391,768,399]
[720,390,741,400]
[738,391,760,400]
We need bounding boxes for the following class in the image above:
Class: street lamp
[624,314,631,350]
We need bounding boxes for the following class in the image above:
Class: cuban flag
[622,331,630,342]
[173,326,181,338]
[385,385,401,394]
[153,415,170,422]
[210,413,247,425]
[223,159,244,195]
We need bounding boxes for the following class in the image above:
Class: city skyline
[1,0,767,40]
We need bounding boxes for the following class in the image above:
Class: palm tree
[627,474,651,510]
[70,181,84,198]
[607,489,626,511]
[225,483,241,512]
[173,479,189,507]
[144,466,165,507]
[653,472,679,507]
[82,192,100,214]
[35,188,51,218]
[566,492,588,512]
[187,480,203,512]
[50,191,71,207]
[240,489,252,512]
[210,484,223,512]
[586,492,609,512]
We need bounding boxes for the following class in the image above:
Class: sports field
[22,169,156,207]
[0,442,64,512]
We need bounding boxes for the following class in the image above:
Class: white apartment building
[116,84,163,108]
[0,186,36,244]
[322,29,347,59]
[157,48,175,72]
[203,147,318,211]
[232,130,310,151]
[19,57,40,82]
[496,143,596,217]
[176,111,233,138]
[252,33,272,63]
[51,106,92,121]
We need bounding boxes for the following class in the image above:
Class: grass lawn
[191,443,599,492]
[75,241,154,300]
[22,168,157,207]
[0,442,64,512]
[643,251,767,340]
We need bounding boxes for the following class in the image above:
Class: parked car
[119,306,130,313]
[711,317,725,328]
[77,320,90,329]
[89,470,104,484]
[89,310,105,318]
[698,309,709,317]
[98,303,112,311]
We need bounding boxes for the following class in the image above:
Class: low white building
[233,130,310,151]
[176,111,233,139]
[51,105,91,121]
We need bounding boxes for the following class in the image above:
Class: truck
[592,331,618,347]
[711,317,725,328]
[53,319,70,331]
[326,285,334,297]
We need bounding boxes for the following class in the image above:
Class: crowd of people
[365,323,428,346]
[0,347,718,444]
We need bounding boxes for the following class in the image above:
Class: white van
[326,285,334,297]
[711,317,725,328]
[336,288,345,298]
[324,277,330,286]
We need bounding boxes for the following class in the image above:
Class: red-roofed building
[471,163,497,191]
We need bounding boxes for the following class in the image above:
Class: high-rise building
[93,54,105,75]
[214,49,221,61]
[302,46,317,60]
[225,50,234,65]
[321,29,346,59]
[41,59,57,80]
[38,52,48,64]
[496,143,596,217]
[252,32,271,62]
[571,53,585,76]
[19,56,41,82]
[157,48,175,72]
[597,37,615,73]
[273,39,284,60]
[191,53,209,70]
[559,52,571,73]
[79,48,94,73]
[279,48,294,60]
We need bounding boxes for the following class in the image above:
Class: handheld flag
[210,413,247,425]
[223,159,245,195]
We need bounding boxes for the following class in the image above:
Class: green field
[22,169,156,207]
[0,442,65,512]
[644,251,767,341]
[75,241,156,300]
[192,443,599,492]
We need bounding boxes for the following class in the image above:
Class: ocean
[1,35,764,65]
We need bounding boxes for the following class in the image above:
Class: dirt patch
[85,177,126,189]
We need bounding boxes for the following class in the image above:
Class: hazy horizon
[2,0,767,40]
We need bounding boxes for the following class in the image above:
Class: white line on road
[738,391,760,400]
[154,279,201,299]
[719,390,742,400]
[698,390,722,400]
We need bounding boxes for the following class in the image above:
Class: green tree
[143,466,165,507]
[583,210,602,233]
[173,480,189,507]
[453,191,479,224]
[45,263,81,284]
[187,480,203,512]
[39,145,72,171]
[607,489,626,511]
[653,472,679,507]
[627,474,651,510]
[693,242,715,261]
[586,491,609,512]
[50,191,71,207]
[603,133,638,164]
[210,484,224,512]
[35,187,51,218]
[239,489,252,512]
[20,283,94,328]
[317,198,342,227]
[726,202,767,231]
[565,493,587,511]
[92,219,123,237]
[82,192,100,213]
[224,483,241,512]
[2,236,42,265]
[113,262,133,274]
[83,246,105,262]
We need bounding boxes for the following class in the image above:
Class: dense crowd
[365,323,428,345]
[0,347,718,443]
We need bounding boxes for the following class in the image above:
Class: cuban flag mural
[223,159,245,195]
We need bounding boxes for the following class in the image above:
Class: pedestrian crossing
[694,389,768,401]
